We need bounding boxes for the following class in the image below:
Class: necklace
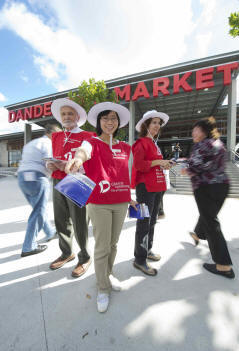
[147,131,161,155]
[63,130,73,147]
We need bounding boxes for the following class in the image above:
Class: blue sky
[0,0,238,134]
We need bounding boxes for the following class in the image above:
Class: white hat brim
[51,98,87,127]
[135,111,169,132]
[87,102,130,128]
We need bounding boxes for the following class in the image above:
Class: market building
[1,50,239,167]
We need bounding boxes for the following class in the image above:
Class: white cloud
[0,92,7,102]
[19,71,29,83]
[0,0,195,91]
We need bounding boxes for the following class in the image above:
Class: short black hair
[44,123,61,135]
[96,110,120,137]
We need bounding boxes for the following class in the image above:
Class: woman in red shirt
[131,110,173,276]
[65,102,137,313]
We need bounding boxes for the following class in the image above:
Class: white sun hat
[135,110,169,132]
[51,98,87,127]
[87,102,130,128]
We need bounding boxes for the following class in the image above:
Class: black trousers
[53,178,90,264]
[134,183,161,264]
[194,183,232,265]
[157,191,165,215]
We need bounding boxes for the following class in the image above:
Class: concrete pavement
[0,176,239,351]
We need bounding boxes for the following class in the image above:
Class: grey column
[24,124,32,144]
[129,101,135,177]
[227,76,237,160]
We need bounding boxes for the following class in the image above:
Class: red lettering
[44,101,52,116]
[24,106,33,120]
[196,67,214,90]
[153,77,170,97]
[8,111,16,123]
[16,110,24,122]
[173,72,192,94]
[33,105,43,118]
[114,85,131,102]
[132,82,150,101]
[216,62,239,85]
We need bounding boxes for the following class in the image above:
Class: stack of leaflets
[55,173,96,208]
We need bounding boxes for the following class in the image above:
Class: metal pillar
[24,123,32,144]
[227,76,237,159]
[129,101,135,177]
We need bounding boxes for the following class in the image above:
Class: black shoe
[46,233,58,242]
[21,245,47,257]
[203,263,235,279]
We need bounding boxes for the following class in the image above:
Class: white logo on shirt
[64,151,72,160]
[99,180,110,193]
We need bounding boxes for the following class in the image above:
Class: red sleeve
[132,141,151,172]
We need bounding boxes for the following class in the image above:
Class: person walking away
[18,123,61,257]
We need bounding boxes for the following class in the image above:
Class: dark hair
[96,110,120,137]
[193,116,220,140]
[139,117,163,138]
[44,123,61,135]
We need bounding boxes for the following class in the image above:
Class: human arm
[129,199,138,210]
[133,142,173,172]
[65,141,92,174]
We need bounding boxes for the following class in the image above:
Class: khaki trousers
[88,202,128,293]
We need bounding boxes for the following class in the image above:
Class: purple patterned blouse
[187,138,229,190]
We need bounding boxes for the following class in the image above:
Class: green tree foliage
[68,78,127,140]
[228,12,239,37]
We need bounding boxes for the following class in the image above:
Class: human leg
[108,202,128,275]
[52,179,74,258]
[18,172,49,253]
[69,201,90,264]
[134,183,157,265]
[88,203,113,294]
[194,184,232,266]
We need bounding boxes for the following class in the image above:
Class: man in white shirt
[18,123,61,257]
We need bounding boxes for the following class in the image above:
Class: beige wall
[0,141,8,167]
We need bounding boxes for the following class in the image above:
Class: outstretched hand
[65,158,83,174]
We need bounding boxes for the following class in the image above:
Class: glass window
[8,150,22,167]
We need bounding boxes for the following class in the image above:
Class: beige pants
[87,202,128,293]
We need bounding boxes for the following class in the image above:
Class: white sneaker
[109,274,122,291]
[97,293,109,313]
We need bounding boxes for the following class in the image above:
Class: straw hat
[51,98,87,127]
[135,110,169,132]
[87,102,130,128]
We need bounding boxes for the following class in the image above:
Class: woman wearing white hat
[47,98,95,278]
[131,110,173,276]
[65,102,137,313]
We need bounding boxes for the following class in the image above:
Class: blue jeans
[18,171,55,252]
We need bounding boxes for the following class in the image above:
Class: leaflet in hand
[42,157,62,163]
[55,173,96,208]
[128,203,150,219]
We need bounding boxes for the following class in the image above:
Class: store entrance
[158,138,193,160]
